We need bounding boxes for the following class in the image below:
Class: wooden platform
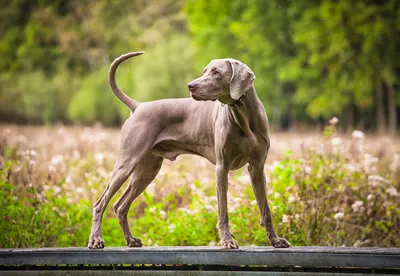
[0,246,399,275]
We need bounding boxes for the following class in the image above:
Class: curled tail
[109,51,144,111]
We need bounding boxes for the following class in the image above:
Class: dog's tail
[109,51,144,111]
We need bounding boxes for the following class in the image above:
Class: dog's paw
[270,237,291,248]
[88,235,105,249]
[127,237,142,247]
[221,239,239,249]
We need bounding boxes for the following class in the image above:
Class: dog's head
[187,59,255,104]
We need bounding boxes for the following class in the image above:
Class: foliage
[185,0,400,131]
[0,0,399,131]
[0,160,91,247]
[0,125,398,248]
[68,66,124,125]
[0,0,192,125]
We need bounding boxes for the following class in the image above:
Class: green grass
[0,124,399,248]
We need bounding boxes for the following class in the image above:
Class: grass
[0,122,399,248]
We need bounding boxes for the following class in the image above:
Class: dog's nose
[188,82,196,90]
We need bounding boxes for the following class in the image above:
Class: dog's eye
[213,70,219,76]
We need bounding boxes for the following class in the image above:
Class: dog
[88,51,290,249]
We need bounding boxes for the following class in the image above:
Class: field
[0,123,399,248]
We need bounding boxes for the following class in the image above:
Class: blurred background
[0,0,399,133]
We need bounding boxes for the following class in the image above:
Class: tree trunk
[387,83,397,136]
[346,104,354,134]
[376,80,387,134]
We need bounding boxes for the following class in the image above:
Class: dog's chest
[225,134,260,170]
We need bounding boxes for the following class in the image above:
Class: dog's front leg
[216,165,239,249]
[248,162,291,248]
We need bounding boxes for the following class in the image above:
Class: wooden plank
[0,272,398,276]
[0,246,399,269]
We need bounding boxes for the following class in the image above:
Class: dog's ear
[229,60,256,100]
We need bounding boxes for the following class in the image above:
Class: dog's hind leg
[113,154,163,247]
[88,123,158,249]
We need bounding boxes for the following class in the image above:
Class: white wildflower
[149,207,156,213]
[331,137,342,146]
[367,194,373,201]
[14,164,22,173]
[282,214,290,224]
[352,130,365,139]
[274,192,281,199]
[160,210,167,220]
[329,117,339,125]
[353,239,370,247]
[351,201,364,213]
[311,207,317,214]
[288,195,296,204]
[76,187,84,194]
[50,154,64,166]
[265,174,271,184]
[250,200,257,206]
[178,207,192,214]
[334,212,344,220]
[237,174,250,184]
[234,197,242,203]
[54,186,61,194]
[95,153,105,164]
[168,223,176,232]
[386,187,399,197]
[353,240,363,247]
[84,172,91,179]
[390,153,399,173]
[228,205,236,213]
[368,175,389,187]
[205,204,215,212]
[345,163,361,173]
[271,161,280,171]
[303,166,312,174]
[363,154,379,173]
[26,149,38,158]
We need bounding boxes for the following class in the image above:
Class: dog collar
[220,90,248,108]
[228,92,247,108]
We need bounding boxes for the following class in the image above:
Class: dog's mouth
[190,88,219,102]
[190,93,201,101]
[190,92,219,102]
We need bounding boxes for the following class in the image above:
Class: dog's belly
[151,140,216,164]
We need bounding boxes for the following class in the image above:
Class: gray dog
[88,52,290,249]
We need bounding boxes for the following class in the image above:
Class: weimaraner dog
[88,51,290,249]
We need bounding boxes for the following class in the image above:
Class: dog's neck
[218,89,249,107]
[224,86,259,140]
